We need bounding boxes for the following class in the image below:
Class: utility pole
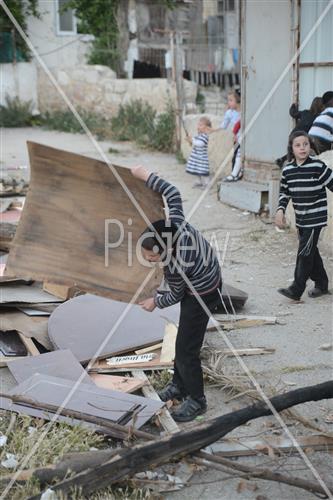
[173,31,185,151]
[154,28,186,151]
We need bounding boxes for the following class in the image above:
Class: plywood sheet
[5,142,164,302]
[1,310,52,350]
[7,349,93,385]
[9,373,163,428]
[48,294,179,363]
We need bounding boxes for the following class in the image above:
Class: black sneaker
[277,287,301,301]
[172,396,207,422]
[308,287,329,298]
[158,383,185,402]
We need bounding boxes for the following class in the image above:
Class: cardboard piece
[1,310,52,350]
[5,142,164,303]
[0,284,63,304]
[48,294,179,363]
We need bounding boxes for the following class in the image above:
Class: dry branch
[196,451,333,497]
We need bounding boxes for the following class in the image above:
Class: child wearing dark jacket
[275,130,333,300]
[276,97,323,168]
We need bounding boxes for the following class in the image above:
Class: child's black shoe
[172,396,207,422]
[308,287,329,298]
[158,383,186,402]
[277,287,301,301]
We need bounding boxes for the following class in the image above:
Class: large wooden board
[5,142,164,303]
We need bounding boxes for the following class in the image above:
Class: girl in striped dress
[185,117,212,188]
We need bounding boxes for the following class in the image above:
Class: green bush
[150,102,176,152]
[0,95,34,127]
[111,99,176,152]
[40,109,110,140]
[111,99,156,142]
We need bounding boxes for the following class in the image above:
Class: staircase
[219,163,280,215]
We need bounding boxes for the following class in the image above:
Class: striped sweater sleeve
[277,168,291,212]
[146,173,185,226]
[154,278,186,309]
[146,174,187,308]
[319,162,333,191]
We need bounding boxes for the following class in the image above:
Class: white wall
[1,62,38,111]
[241,0,294,163]
[26,0,92,70]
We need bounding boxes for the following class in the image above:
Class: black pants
[290,227,328,297]
[172,286,221,400]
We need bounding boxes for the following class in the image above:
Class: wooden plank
[221,347,275,356]
[43,282,77,300]
[90,374,146,394]
[132,370,179,434]
[92,349,173,372]
[135,343,163,355]
[160,323,177,363]
[209,435,333,457]
[209,314,278,331]
[5,142,164,303]
[18,334,40,356]
[214,314,277,322]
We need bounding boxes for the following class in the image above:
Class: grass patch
[148,370,172,392]
[248,230,266,242]
[0,95,34,127]
[0,413,104,498]
[111,99,176,152]
[108,146,120,154]
[196,91,205,113]
[0,413,153,498]
[40,109,111,140]
[175,150,186,164]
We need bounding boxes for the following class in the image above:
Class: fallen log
[32,380,333,498]
[0,392,154,441]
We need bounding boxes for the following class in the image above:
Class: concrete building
[220,0,333,237]
[1,0,92,109]
[118,0,240,87]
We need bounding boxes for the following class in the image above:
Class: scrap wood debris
[13,381,331,499]
[0,145,331,498]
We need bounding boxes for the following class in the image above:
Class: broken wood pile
[1,144,332,498]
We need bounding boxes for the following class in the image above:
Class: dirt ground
[2,127,333,499]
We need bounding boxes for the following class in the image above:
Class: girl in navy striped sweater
[275,131,333,300]
[131,166,222,421]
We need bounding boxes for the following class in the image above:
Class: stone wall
[285,151,333,253]
[37,65,197,117]
[1,62,39,112]
[180,114,234,178]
